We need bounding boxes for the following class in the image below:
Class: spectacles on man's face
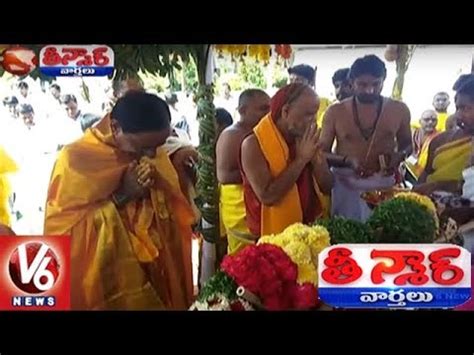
[422,117,437,122]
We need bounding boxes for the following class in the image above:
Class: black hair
[60,94,77,105]
[19,103,34,114]
[50,83,61,91]
[332,68,350,85]
[288,64,316,85]
[80,114,101,132]
[454,74,474,101]
[453,75,473,91]
[18,81,28,90]
[238,89,268,108]
[434,91,449,98]
[111,91,171,133]
[216,108,233,127]
[350,55,387,80]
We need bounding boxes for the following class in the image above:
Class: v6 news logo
[0,236,70,310]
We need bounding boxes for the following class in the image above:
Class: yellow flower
[284,241,313,265]
[256,45,271,64]
[395,192,436,214]
[298,264,318,285]
[247,45,259,58]
[258,223,331,286]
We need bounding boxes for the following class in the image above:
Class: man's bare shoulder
[324,100,351,118]
[241,133,258,150]
[218,124,251,150]
[221,124,247,136]
[241,133,266,169]
[242,133,265,160]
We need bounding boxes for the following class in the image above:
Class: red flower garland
[221,244,318,310]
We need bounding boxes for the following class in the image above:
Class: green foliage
[195,84,219,242]
[368,198,437,243]
[239,58,267,89]
[183,57,199,94]
[139,71,169,93]
[272,60,289,88]
[314,217,373,244]
[273,77,288,89]
[198,271,238,302]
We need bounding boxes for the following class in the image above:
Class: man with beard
[332,68,353,102]
[319,54,412,221]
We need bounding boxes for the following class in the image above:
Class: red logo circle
[0,46,38,76]
[8,242,60,294]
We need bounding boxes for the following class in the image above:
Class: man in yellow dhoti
[416,75,474,195]
[0,145,17,227]
[44,92,195,310]
[216,89,270,254]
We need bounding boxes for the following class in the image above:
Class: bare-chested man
[319,54,412,221]
[216,89,270,254]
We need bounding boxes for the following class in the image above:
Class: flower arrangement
[190,292,254,311]
[190,223,327,311]
[191,190,442,311]
[221,243,318,310]
[189,271,254,311]
[258,223,330,286]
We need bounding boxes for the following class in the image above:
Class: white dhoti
[331,168,396,222]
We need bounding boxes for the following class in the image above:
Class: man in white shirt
[58,94,101,147]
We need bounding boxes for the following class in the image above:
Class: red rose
[290,283,319,310]
[221,244,301,310]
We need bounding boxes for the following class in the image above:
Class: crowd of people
[0,52,473,310]
[217,56,471,257]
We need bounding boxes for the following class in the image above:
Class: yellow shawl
[427,136,472,183]
[45,115,194,310]
[254,114,323,236]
